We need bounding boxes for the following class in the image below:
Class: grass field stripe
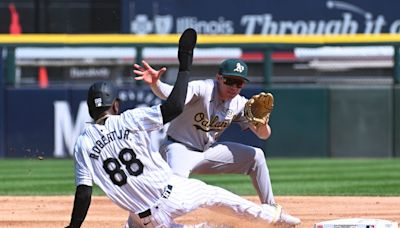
[0,158,399,196]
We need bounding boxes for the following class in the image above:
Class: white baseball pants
[126,175,280,228]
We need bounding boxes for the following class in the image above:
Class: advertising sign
[122,0,400,35]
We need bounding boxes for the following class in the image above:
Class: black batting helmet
[87,81,118,120]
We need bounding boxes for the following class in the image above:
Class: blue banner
[0,48,4,157]
[122,0,400,35]
[3,86,277,158]
[4,86,163,158]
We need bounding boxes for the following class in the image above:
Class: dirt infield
[0,196,399,227]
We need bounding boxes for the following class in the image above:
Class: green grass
[194,158,400,196]
[0,158,399,196]
[0,159,103,195]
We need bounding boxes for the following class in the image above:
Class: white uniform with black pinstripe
[74,105,281,227]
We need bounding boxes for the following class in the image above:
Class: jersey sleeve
[151,79,207,105]
[120,105,164,132]
[150,80,173,100]
[73,136,93,187]
[185,79,209,104]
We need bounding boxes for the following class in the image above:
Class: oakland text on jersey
[193,112,234,132]
[90,129,131,158]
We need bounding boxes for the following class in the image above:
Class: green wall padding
[266,86,329,157]
[330,86,393,157]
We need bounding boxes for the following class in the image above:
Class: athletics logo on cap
[233,63,245,73]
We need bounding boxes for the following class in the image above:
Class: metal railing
[1,33,400,85]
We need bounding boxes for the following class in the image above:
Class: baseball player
[133,58,281,208]
[66,28,300,228]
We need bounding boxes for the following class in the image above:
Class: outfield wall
[0,85,398,158]
[0,47,4,155]
[330,86,393,157]
[395,86,400,157]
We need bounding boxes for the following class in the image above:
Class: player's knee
[254,148,266,165]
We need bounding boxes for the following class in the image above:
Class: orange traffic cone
[9,3,22,34]
[38,66,49,88]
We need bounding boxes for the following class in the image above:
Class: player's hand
[133,60,167,85]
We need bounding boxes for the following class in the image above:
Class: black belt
[138,185,173,219]
[167,135,203,152]
[138,209,151,219]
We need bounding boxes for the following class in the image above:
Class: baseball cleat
[178,28,197,71]
[269,204,301,227]
[278,210,301,227]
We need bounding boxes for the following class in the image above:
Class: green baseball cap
[218,59,249,81]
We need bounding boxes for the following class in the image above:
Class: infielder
[66,28,300,228]
[134,58,279,207]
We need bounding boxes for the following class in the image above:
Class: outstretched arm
[160,28,197,124]
[160,71,190,124]
[133,60,172,100]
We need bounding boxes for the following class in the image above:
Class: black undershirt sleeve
[160,71,190,124]
[66,185,92,228]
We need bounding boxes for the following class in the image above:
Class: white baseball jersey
[153,79,250,151]
[74,105,173,213]
[73,104,292,227]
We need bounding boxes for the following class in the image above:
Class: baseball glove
[244,92,274,125]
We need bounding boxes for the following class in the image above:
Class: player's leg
[159,141,204,177]
[191,142,275,205]
[158,175,300,226]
